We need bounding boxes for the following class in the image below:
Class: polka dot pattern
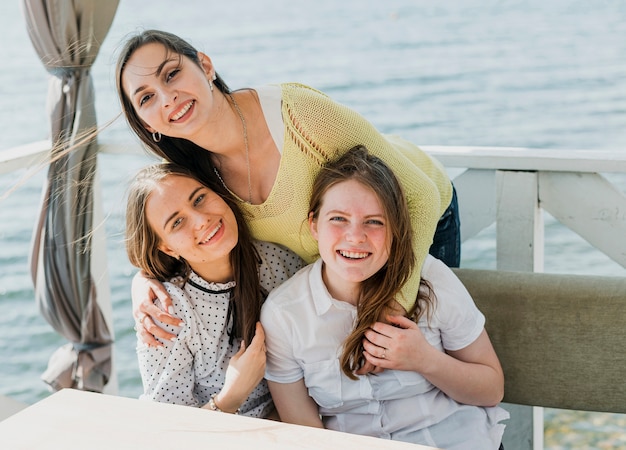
[136,241,304,417]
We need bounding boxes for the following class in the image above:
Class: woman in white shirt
[261,146,508,448]
[126,163,303,417]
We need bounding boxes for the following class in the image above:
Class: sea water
[1,0,625,446]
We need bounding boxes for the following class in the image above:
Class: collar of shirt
[308,259,356,316]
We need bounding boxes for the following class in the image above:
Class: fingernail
[168,306,175,315]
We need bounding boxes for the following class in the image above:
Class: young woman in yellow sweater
[116,29,460,350]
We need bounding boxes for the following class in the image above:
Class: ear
[308,212,319,241]
[137,117,156,134]
[197,51,215,79]
[158,243,179,260]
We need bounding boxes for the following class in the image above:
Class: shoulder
[421,256,478,314]
[254,241,306,290]
[279,83,339,110]
[279,82,328,98]
[159,278,199,320]
[161,278,190,306]
[254,240,305,273]
[262,262,315,310]
[422,255,485,328]
[421,255,458,285]
[253,84,282,103]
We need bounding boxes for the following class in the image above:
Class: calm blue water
[1,0,625,432]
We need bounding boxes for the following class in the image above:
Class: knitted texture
[238,83,452,310]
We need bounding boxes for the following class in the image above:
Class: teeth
[339,250,369,259]
[201,220,222,244]
[171,101,193,121]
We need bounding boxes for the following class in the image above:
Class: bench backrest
[453,268,626,414]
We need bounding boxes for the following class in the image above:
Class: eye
[171,217,183,229]
[166,68,181,82]
[366,219,385,226]
[329,216,347,222]
[193,193,205,207]
[139,93,153,106]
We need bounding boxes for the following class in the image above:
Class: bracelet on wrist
[208,393,240,415]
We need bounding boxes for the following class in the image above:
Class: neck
[321,264,361,306]
[209,92,254,204]
[191,256,234,284]
[191,91,243,155]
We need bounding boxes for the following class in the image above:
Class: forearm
[268,380,324,428]
[420,348,504,407]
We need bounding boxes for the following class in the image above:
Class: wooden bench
[453,268,626,414]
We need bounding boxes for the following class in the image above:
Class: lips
[170,100,194,122]
[338,250,370,259]
[199,219,223,244]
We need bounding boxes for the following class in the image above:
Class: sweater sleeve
[281,83,453,311]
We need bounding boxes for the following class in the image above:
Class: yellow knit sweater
[238,83,452,310]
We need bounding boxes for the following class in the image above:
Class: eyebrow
[324,209,385,219]
[132,58,178,98]
[162,186,204,230]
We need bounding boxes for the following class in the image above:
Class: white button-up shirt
[262,255,508,449]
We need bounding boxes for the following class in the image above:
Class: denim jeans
[428,185,461,267]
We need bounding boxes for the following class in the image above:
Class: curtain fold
[22,0,120,392]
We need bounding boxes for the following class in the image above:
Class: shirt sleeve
[424,257,485,351]
[136,286,199,407]
[255,241,306,293]
[260,295,305,384]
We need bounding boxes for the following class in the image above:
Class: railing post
[496,170,544,450]
[92,165,117,394]
[496,170,544,272]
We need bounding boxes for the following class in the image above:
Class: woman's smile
[199,219,223,245]
[170,100,195,122]
[145,174,239,280]
[337,249,371,260]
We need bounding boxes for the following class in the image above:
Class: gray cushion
[453,268,626,414]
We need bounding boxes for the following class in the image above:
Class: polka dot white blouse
[136,241,304,417]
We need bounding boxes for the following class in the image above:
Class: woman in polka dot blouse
[125,162,304,417]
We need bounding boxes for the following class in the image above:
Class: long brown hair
[309,146,435,379]
[125,162,262,345]
[115,29,230,178]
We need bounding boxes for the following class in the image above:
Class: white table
[0,389,440,449]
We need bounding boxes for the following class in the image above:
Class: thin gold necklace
[214,92,253,204]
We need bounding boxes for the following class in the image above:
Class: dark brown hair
[115,29,229,177]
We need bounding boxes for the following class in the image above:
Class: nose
[191,211,206,230]
[159,86,177,108]
[346,223,366,243]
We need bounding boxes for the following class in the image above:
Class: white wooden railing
[2,140,626,449]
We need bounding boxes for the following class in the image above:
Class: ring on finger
[381,349,386,359]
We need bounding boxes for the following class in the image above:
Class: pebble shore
[545,409,626,449]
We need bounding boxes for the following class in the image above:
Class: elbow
[478,371,505,407]
[486,377,505,407]
[487,387,505,408]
